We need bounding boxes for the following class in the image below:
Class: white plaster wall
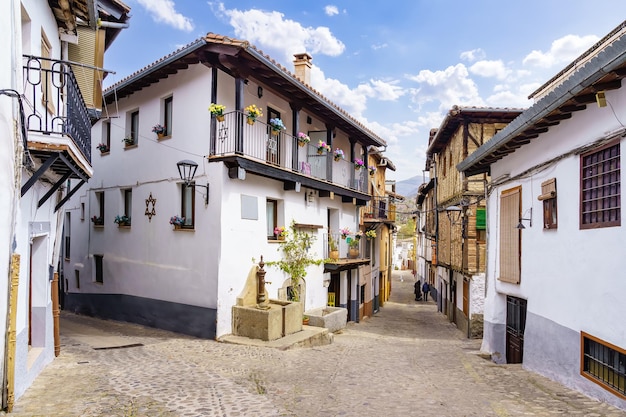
[484,86,626,351]
[469,273,485,316]
[215,170,358,337]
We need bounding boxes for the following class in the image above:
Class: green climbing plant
[266,221,323,302]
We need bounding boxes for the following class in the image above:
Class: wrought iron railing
[324,232,364,259]
[363,196,396,222]
[211,111,367,193]
[22,55,91,160]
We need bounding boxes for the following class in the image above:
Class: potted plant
[269,118,285,135]
[297,132,310,147]
[245,104,263,124]
[302,315,310,325]
[114,215,131,227]
[347,236,360,258]
[122,136,134,146]
[340,227,351,240]
[97,143,109,153]
[317,140,331,155]
[266,221,323,302]
[209,103,226,122]
[354,158,365,170]
[368,165,377,176]
[274,225,286,240]
[152,123,166,138]
[333,148,345,162]
[169,215,185,229]
[91,215,104,226]
[328,233,339,260]
[366,229,377,239]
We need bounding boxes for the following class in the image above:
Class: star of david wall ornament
[145,192,156,221]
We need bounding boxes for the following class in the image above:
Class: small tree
[266,221,323,302]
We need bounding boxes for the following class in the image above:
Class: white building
[458,21,626,410]
[63,35,387,339]
[0,0,129,408]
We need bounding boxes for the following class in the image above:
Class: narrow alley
[7,270,625,417]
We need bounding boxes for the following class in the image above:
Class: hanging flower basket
[317,140,331,155]
[297,132,310,147]
[333,148,345,162]
[152,124,166,138]
[269,118,285,135]
[354,158,365,170]
[209,103,226,122]
[245,104,263,125]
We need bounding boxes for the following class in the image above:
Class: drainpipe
[5,254,20,412]
[96,19,130,29]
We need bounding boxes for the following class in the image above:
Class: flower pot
[298,141,306,147]
[334,156,341,162]
[317,149,324,155]
[271,129,279,136]
[157,132,165,139]
[355,166,362,171]
[247,117,255,125]
[216,115,225,122]
[329,250,339,260]
[302,317,309,325]
[348,248,359,259]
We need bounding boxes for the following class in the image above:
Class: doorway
[506,295,527,364]
[266,107,281,165]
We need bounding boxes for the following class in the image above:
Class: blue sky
[103,1,626,182]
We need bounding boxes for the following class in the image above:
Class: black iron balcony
[363,196,396,223]
[22,55,91,161]
[210,111,368,194]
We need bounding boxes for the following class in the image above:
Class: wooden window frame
[94,254,104,284]
[164,96,173,136]
[539,178,558,229]
[181,183,195,229]
[581,331,626,399]
[129,110,139,144]
[123,188,132,220]
[580,140,620,229]
[266,199,278,240]
[498,186,521,284]
[103,121,111,150]
[96,191,105,225]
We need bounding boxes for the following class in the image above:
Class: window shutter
[499,187,520,284]
[476,207,486,230]
[538,178,556,201]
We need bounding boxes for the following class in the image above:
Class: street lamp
[176,160,209,205]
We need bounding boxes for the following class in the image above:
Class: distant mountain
[394,175,426,198]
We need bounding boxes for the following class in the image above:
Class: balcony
[209,112,370,202]
[20,55,92,211]
[322,233,370,273]
[362,196,396,223]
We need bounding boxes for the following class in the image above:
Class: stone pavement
[7,270,626,416]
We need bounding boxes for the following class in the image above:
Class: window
[94,255,103,283]
[181,183,195,228]
[580,141,620,229]
[581,332,626,398]
[123,188,132,219]
[103,121,111,151]
[128,110,139,145]
[81,202,85,221]
[41,32,55,115]
[538,178,557,229]
[75,269,80,289]
[95,191,105,225]
[498,186,521,284]
[64,212,71,260]
[164,96,173,136]
[266,199,277,239]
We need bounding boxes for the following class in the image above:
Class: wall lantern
[516,207,533,229]
[445,205,462,224]
[177,159,209,205]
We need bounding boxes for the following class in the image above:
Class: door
[506,295,527,363]
[266,107,281,165]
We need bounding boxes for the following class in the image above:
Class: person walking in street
[422,281,430,301]
[414,280,422,301]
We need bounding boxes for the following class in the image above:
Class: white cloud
[137,0,194,32]
[408,64,484,111]
[372,43,388,50]
[522,34,599,68]
[460,48,485,62]
[469,60,511,80]
[218,5,345,63]
[324,5,339,16]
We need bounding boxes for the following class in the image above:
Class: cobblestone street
[8,270,626,416]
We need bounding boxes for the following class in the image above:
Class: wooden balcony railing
[210,111,367,193]
[363,196,396,222]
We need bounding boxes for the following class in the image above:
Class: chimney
[293,53,312,85]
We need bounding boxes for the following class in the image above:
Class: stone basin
[305,306,347,333]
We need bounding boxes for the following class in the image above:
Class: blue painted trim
[64,293,216,339]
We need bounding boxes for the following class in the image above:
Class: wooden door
[266,107,281,165]
[506,295,527,363]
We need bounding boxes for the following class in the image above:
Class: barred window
[581,332,626,398]
[580,141,620,229]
